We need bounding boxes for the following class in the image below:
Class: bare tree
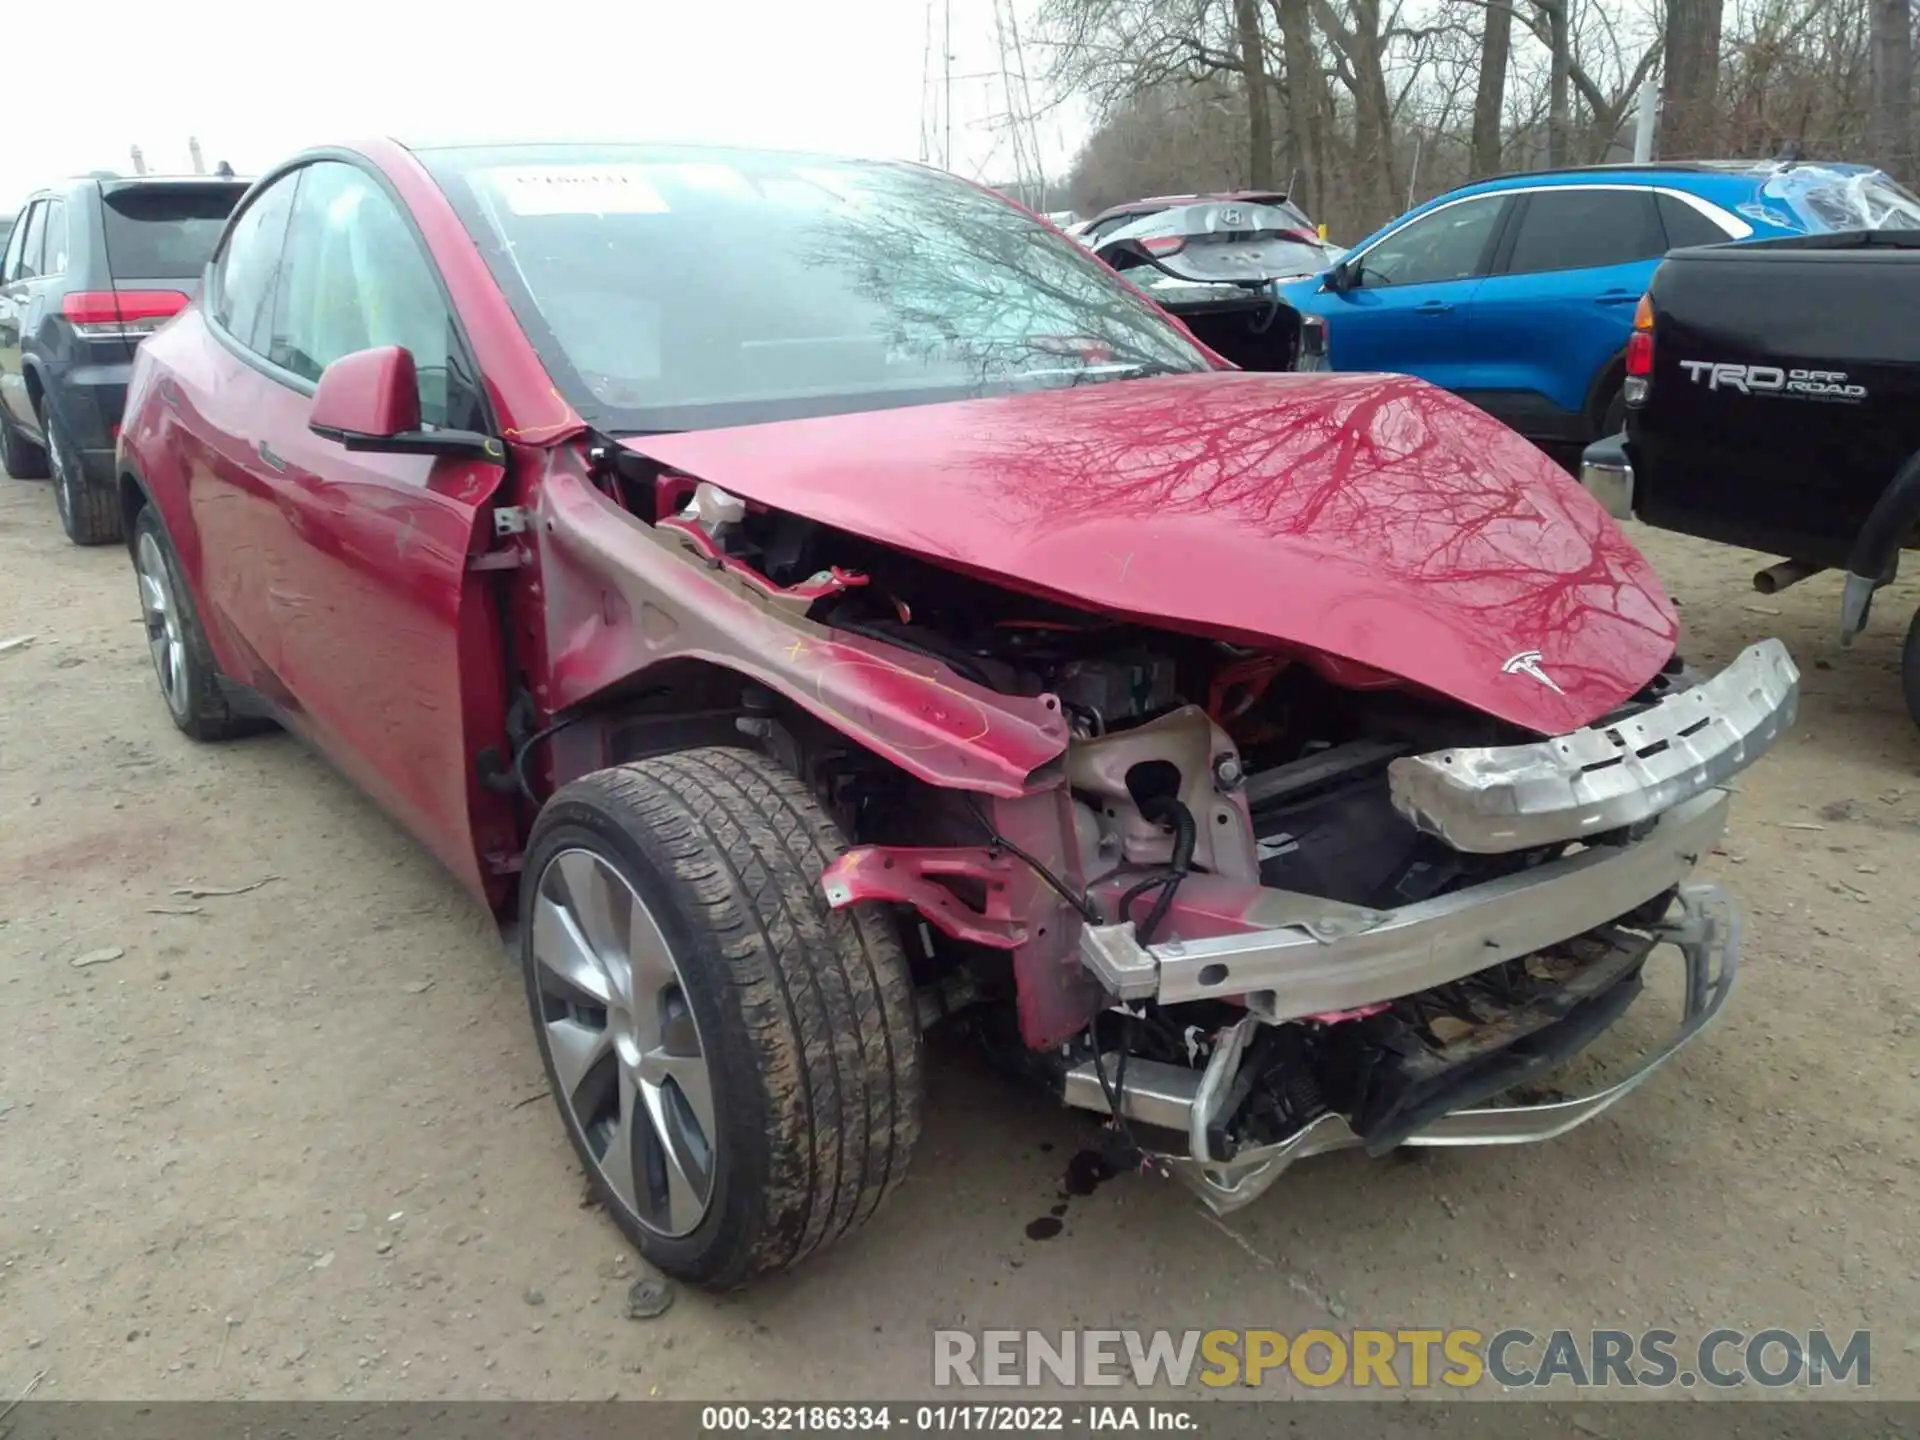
[1471,0,1513,175]
[1664,0,1727,156]
[1233,0,1278,184]
[1269,0,1328,204]
[1870,0,1914,178]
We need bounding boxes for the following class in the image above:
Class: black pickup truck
[1579,228,1920,725]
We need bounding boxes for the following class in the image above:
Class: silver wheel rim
[531,847,717,1238]
[136,531,189,718]
[49,428,71,524]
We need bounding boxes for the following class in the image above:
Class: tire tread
[536,747,921,1287]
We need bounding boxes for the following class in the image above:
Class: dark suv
[0,174,247,542]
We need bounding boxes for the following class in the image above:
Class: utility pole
[1633,77,1659,162]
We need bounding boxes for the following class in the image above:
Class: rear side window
[1656,193,1729,249]
[101,184,246,280]
[1505,189,1663,274]
[41,200,68,274]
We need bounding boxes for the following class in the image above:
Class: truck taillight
[61,290,188,340]
[1623,294,1654,404]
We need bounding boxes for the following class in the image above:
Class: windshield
[422,145,1211,433]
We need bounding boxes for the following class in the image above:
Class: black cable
[511,715,586,803]
[1133,798,1196,946]
[1086,1013,1143,1168]
[961,795,1100,923]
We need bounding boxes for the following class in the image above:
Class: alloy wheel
[531,847,717,1238]
[136,531,189,719]
[49,427,72,528]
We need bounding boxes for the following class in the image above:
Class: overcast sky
[1,0,1085,213]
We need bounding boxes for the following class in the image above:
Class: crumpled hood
[623,371,1677,734]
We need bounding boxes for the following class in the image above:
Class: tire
[1903,607,1920,731]
[49,411,120,545]
[520,748,922,1290]
[130,505,252,741]
[0,404,49,480]
[1598,385,1627,440]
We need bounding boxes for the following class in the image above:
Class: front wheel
[1598,385,1627,440]
[0,405,49,480]
[520,748,922,1289]
[1903,607,1920,730]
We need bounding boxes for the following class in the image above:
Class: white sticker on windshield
[489,165,671,216]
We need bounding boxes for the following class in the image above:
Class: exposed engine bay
[587,464,1782,1213]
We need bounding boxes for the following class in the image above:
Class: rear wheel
[521,748,922,1289]
[1598,385,1627,440]
[0,405,49,480]
[50,412,120,545]
[1903,607,1920,730]
[131,506,253,740]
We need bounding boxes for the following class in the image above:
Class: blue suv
[1281,161,1919,454]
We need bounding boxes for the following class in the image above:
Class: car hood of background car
[621,371,1677,735]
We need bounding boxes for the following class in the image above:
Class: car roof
[1087,189,1294,223]
[1438,158,1871,201]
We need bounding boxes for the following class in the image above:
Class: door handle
[1594,292,1640,305]
[1414,301,1453,314]
[257,440,288,473]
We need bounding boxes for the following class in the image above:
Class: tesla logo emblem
[1501,650,1564,695]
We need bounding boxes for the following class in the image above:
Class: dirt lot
[0,460,1915,1404]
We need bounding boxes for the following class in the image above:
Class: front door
[1320,193,1507,390]
[195,159,505,891]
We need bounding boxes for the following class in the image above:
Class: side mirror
[309,346,502,462]
[1323,260,1356,294]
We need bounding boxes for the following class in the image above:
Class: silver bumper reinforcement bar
[1078,788,1730,1012]
[1387,638,1799,854]
[1064,882,1740,1214]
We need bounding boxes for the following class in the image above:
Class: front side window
[14,202,47,282]
[1353,195,1504,289]
[264,161,474,429]
[1505,189,1663,274]
[212,172,302,354]
[0,206,29,283]
[423,144,1211,433]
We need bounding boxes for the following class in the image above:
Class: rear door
[1317,193,1508,385]
[1461,186,1668,442]
[0,200,47,432]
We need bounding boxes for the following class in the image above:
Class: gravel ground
[0,460,1914,1403]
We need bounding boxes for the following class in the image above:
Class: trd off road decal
[1679,361,1868,401]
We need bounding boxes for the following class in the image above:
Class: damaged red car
[115,139,1800,1289]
